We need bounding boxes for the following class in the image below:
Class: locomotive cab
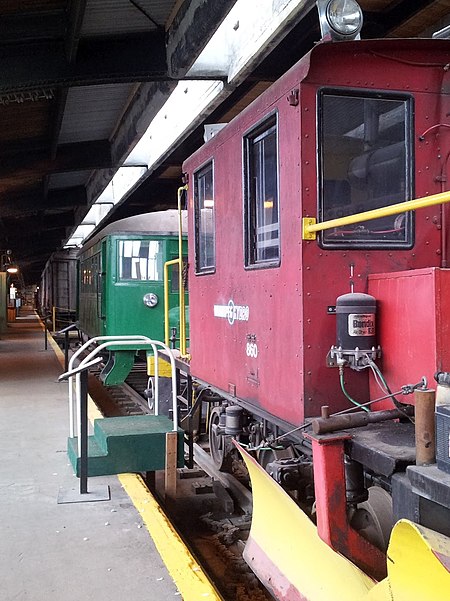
[183,34,450,596]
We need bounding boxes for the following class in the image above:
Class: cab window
[118,239,163,281]
[194,161,215,273]
[244,115,280,266]
[319,91,413,248]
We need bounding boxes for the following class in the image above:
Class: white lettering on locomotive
[246,342,258,358]
[213,300,250,325]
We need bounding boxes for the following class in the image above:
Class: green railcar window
[118,239,163,281]
[318,90,413,248]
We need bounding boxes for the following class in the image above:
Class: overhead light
[6,265,18,274]
[317,0,363,40]
[432,24,450,39]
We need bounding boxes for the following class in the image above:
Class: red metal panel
[184,39,450,428]
[186,73,305,425]
[309,434,386,580]
[368,268,450,408]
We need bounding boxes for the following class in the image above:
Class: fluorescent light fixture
[97,166,147,204]
[64,0,312,250]
[126,80,224,167]
[433,24,450,38]
[65,166,146,247]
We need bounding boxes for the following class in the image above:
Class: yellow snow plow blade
[237,443,374,600]
[236,443,450,601]
[368,520,450,601]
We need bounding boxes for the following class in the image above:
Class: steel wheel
[208,406,233,472]
[350,486,394,552]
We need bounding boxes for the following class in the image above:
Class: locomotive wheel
[208,406,233,472]
[350,486,393,552]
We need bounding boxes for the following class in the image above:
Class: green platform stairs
[67,415,184,477]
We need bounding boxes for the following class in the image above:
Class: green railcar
[78,210,188,384]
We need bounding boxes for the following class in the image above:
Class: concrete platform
[0,308,194,601]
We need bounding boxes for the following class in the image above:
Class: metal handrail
[56,322,80,371]
[59,356,104,495]
[59,356,104,381]
[177,186,188,356]
[164,258,181,347]
[66,335,179,455]
[302,189,450,240]
[163,185,188,356]
[68,335,155,439]
[52,305,76,331]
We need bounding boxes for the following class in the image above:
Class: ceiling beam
[8,233,67,255]
[110,81,178,166]
[48,1,89,162]
[0,187,87,217]
[7,227,68,245]
[167,0,235,79]
[0,31,167,93]
[65,0,88,62]
[1,212,76,234]
[0,11,66,43]
[0,140,112,179]
[363,0,435,37]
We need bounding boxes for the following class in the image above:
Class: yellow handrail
[178,185,188,356]
[164,258,181,347]
[302,190,450,240]
[163,185,188,356]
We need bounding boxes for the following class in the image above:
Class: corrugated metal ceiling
[59,84,136,144]
[81,0,179,36]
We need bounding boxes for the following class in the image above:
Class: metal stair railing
[59,356,104,495]
[56,322,80,371]
[66,335,179,455]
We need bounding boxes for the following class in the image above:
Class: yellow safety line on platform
[119,473,222,601]
[36,312,65,368]
[42,315,103,420]
[43,313,220,598]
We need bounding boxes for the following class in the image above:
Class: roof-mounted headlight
[317,0,363,41]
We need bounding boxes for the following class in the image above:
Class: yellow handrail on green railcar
[163,185,188,357]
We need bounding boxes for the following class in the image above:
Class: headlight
[327,0,362,36]
[317,0,363,40]
[143,292,158,308]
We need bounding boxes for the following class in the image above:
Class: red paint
[309,434,386,581]
[243,537,308,601]
[368,268,450,409]
[184,39,450,427]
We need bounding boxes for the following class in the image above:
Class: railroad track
[88,361,272,601]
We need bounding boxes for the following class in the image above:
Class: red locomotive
[181,35,450,599]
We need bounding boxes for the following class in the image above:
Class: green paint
[100,349,136,385]
[67,415,184,477]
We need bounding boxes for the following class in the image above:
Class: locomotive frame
[178,36,450,596]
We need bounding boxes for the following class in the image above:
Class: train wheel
[208,406,233,472]
[350,486,393,552]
